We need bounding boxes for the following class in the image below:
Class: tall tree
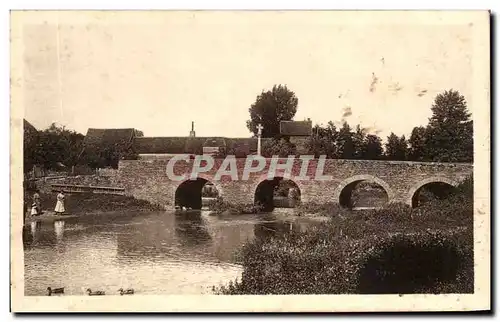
[424,90,473,162]
[352,125,367,159]
[307,122,338,158]
[337,122,355,159]
[362,134,384,160]
[385,133,408,161]
[408,126,428,161]
[246,85,298,138]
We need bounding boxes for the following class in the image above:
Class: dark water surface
[23,210,324,295]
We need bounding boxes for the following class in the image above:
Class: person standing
[30,202,39,216]
[33,190,41,214]
[54,191,65,215]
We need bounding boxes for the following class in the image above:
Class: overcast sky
[22,11,474,139]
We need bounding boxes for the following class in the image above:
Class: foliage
[246,84,298,138]
[337,122,356,159]
[79,143,139,169]
[384,133,408,161]
[271,89,473,163]
[423,90,473,162]
[408,126,428,161]
[352,125,367,159]
[24,123,85,173]
[362,134,384,160]
[25,191,164,216]
[306,122,339,158]
[23,123,40,173]
[213,177,473,295]
[307,122,384,160]
[262,137,297,157]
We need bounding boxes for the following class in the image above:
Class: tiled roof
[134,137,188,154]
[133,136,273,155]
[280,120,313,136]
[83,128,136,150]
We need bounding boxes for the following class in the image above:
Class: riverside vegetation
[212,176,473,294]
[24,191,164,218]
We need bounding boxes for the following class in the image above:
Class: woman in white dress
[30,202,39,216]
[54,191,65,215]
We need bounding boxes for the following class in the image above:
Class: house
[279,120,313,154]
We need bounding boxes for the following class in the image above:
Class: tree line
[247,85,473,163]
[24,123,85,174]
[23,123,139,173]
[24,85,473,174]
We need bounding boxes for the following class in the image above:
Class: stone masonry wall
[116,157,473,208]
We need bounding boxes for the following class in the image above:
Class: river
[23,210,326,296]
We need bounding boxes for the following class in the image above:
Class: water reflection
[23,210,324,295]
[54,220,65,242]
[174,211,212,246]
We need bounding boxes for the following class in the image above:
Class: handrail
[50,183,125,194]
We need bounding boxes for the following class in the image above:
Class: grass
[24,191,164,216]
[213,176,474,295]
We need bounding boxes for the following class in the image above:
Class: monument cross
[257,124,264,156]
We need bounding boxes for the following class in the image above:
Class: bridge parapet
[117,158,472,208]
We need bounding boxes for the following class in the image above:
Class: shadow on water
[23,208,330,295]
[23,221,61,249]
[174,210,212,246]
[253,214,312,241]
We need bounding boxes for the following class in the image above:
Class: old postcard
[10,10,490,312]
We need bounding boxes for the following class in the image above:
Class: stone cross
[257,124,263,156]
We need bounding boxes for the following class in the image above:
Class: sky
[21,11,474,140]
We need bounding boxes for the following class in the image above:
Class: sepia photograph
[10,10,490,312]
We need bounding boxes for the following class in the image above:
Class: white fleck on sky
[21,11,475,139]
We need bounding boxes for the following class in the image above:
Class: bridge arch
[406,176,459,208]
[334,174,394,209]
[173,174,223,210]
[253,175,302,212]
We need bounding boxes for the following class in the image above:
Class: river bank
[24,191,164,224]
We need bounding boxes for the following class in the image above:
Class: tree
[246,85,298,138]
[23,122,40,174]
[262,138,297,157]
[33,123,85,171]
[362,134,383,160]
[408,126,428,161]
[385,133,408,161]
[336,122,355,159]
[424,90,473,162]
[306,122,338,158]
[352,125,367,159]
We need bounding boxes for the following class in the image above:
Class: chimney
[189,121,196,137]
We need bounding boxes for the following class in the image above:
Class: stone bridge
[115,157,472,209]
